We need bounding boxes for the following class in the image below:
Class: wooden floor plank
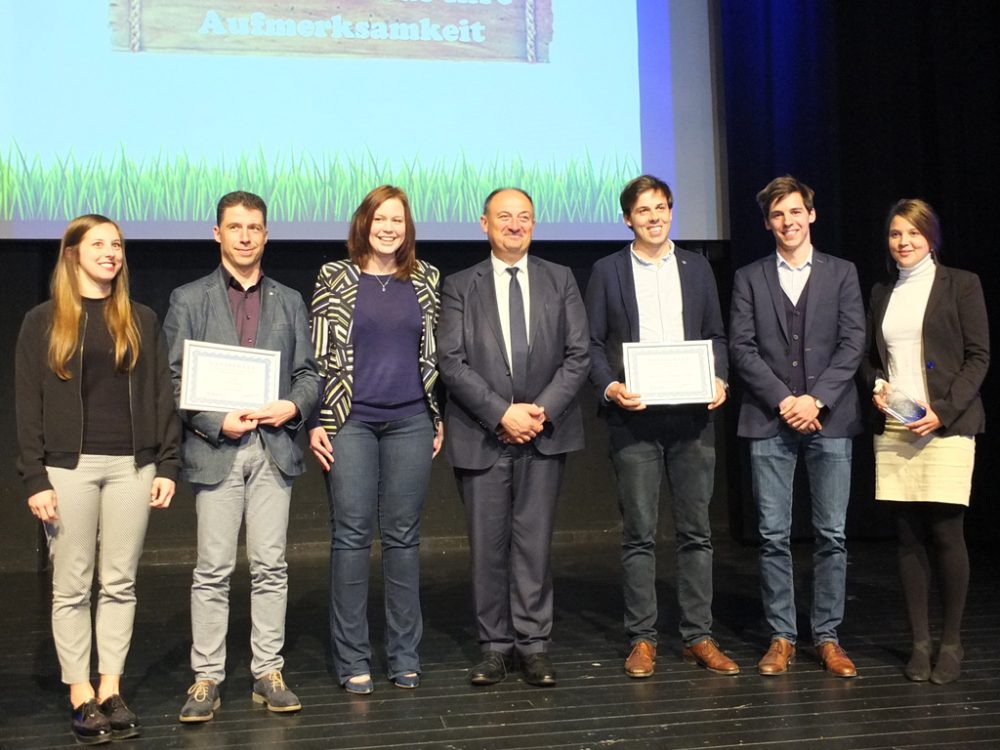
[2,538,998,749]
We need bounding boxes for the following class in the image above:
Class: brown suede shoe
[816,641,857,678]
[682,638,740,675]
[757,637,795,675]
[624,641,656,678]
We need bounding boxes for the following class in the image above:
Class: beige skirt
[874,422,975,506]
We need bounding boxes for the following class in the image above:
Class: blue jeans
[750,429,852,645]
[327,413,434,683]
[611,415,716,647]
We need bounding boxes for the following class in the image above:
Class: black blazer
[863,263,989,436]
[437,255,590,471]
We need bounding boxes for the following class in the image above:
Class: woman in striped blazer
[308,185,442,694]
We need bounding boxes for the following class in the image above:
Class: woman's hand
[309,426,334,471]
[28,489,58,522]
[907,402,942,437]
[872,379,890,413]
[432,422,444,458]
[150,478,176,508]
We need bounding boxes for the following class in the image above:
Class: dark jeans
[327,413,435,682]
[609,412,716,647]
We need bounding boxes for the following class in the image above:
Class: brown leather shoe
[816,641,857,678]
[682,638,740,675]
[757,637,795,675]
[624,641,656,678]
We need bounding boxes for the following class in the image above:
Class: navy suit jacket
[163,266,321,485]
[436,255,590,471]
[729,250,865,438]
[585,244,728,403]
[862,263,989,436]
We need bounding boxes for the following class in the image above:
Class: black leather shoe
[71,698,112,745]
[469,651,512,686]
[99,694,141,739]
[521,652,557,687]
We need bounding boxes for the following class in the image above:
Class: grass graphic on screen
[1,143,638,225]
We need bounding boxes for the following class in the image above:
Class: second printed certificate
[179,339,281,412]
[622,340,717,405]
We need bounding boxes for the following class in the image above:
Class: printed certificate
[622,341,717,405]
[179,340,280,412]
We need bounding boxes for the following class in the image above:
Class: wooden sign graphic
[109,0,552,62]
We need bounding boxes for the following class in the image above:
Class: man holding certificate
[729,176,864,678]
[163,191,320,721]
[585,175,736,679]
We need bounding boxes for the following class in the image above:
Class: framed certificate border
[622,340,717,405]
[180,340,281,413]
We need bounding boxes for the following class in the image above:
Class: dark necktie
[507,267,528,402]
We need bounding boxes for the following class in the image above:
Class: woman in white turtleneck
[863,199,989,685]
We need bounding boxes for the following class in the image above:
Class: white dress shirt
[776,249,813,306]
[631,241,684,343]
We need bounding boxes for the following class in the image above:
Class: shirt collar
[223,267,263,293]
[629,240,675,267]
[491,253,529,276]
[775,249,813,271]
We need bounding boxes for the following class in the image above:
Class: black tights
[894,503,968,646]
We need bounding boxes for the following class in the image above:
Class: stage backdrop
[0,0,727,242]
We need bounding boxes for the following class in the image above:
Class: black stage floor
[4,536,999,749]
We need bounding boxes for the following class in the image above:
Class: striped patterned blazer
[310,259,441,437]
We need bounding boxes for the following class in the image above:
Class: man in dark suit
[163,191,320,721]
[729,175,865,678]
[585,175,738,679]
[437,188,590,687]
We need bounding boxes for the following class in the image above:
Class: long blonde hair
[48,215,141,379]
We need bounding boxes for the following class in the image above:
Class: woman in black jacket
[15,214,180,743]
[864,199,989,685]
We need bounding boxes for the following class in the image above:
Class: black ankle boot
[904,640,932,682]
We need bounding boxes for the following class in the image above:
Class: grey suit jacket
[163,266,321,485]
[729,250,865,438]
[437,255,590,471]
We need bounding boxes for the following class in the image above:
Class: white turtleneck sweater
[881,254,936,403]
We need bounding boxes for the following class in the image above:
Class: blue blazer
[436,255,590,471]
[729,250,865,438]
[163,266,321,485]
[585,244,728,401]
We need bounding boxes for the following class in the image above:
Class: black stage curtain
[720,0,999,541]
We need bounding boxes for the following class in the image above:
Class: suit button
[792,361,799,367]
[792,334,799,340]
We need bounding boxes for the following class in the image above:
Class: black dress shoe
[71,698,112,745]
[99,694,141,739]
[521,652,557,687]
[469,651,512,686]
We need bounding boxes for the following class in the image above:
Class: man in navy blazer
[437,188,589,687]
[729,176,864,678]
[585,175,738,679]
[164,192,319,721]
